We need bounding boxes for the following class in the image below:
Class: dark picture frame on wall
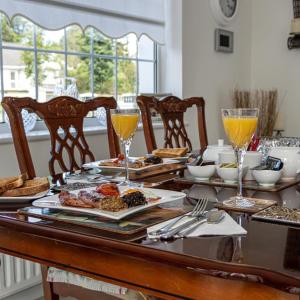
[215,28,234,53]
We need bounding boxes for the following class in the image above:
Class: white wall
[159,0,252,147]
[181,0,252,144]
[251,0,298,136]
[175,0,299,141]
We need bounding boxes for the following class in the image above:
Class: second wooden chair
[137,95,208,153]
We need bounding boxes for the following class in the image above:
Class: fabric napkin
[147,211,247,239]
[47,267,127,295]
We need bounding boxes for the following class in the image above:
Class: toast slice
[152,147,189,158]
[0,174,27,195]
[1,177,49,197]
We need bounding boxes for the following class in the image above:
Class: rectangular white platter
[82,157,180,172]
[0,190,50,204]
[32,186,186,220]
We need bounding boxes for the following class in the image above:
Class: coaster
[214,197,277,214]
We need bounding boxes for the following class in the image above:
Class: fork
[148,198,208,238]
[148,198,204,237]
[160,198,209,240]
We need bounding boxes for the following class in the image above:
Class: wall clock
[210,0,238,26]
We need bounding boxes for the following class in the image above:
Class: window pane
[116,33,137,58]
[138,62,154,93]
[66,25,91,53]
[2,15,34,48]
[67,55,91,100]
[117,59,137,108]
[93,58,114,96]
[93,29,114,56]
[37,27,64,51]
[0,18,157,122]
[138,35,154,60]
[38,53,64,102]
[3,49,35,98]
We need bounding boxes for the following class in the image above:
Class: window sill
[0,122,165,145]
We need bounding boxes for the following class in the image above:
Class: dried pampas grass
[233,89,278,137]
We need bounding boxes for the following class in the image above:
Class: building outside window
[10,71,16,88]
[0,14,158,124]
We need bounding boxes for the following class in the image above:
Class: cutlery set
[148,198,225,240]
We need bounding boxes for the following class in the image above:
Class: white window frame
[0,15,158,135]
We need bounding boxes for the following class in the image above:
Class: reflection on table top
[143,184,300,282]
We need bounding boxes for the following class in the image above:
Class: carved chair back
[2,96,120,179]
[137,95,208,153]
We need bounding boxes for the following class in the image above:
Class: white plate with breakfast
[0,175,50,203]
[33,183,186,220]
[82,148,189,171]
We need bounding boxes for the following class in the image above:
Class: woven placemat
[252,206,300,226]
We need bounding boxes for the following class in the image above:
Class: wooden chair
[2,96,126,300]
[137,95,208,153]
[2,96,120,180]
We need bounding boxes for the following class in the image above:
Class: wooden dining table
[0,173,299,300]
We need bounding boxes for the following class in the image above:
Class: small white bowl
[252,169,282,186]
[187,165,216,181]
[216,165,248,184]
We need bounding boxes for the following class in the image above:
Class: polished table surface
[0,178,299,299]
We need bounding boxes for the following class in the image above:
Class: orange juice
[223,117,258,148]
[111,114,139,140]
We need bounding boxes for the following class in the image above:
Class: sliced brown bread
[1,177,49,197]
[152,147,189,158]
[0,174,27,195]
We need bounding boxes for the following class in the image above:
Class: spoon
[186,154,203,166]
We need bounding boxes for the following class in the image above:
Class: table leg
[41,265,59,300]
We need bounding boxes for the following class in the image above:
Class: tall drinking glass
[111,109,140,186]
[222,108,259,207]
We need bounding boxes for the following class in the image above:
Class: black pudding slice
[144,155,163,164]
[121,191,147,207]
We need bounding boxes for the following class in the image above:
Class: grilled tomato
[96,183,120,197]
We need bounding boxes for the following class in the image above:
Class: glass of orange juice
[222,108,259,207]
[111,108,140,185]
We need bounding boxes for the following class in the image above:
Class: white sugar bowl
[252,169,282,186]
[203,139,232,163]
[268,147,300,181]
[218,150,262,181]
[216,165,248,184]
[187,165,216,181]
